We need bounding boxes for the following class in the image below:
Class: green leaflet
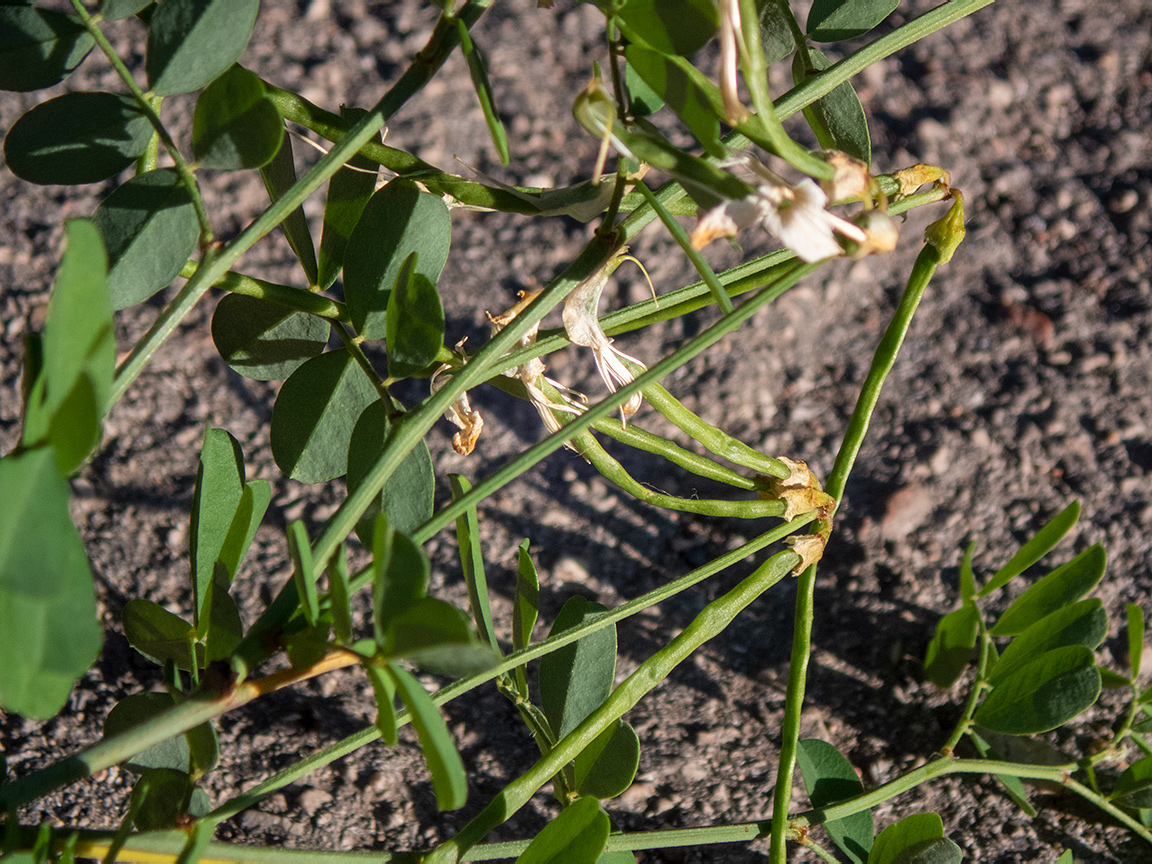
[0,448,102,719]
[539,596,617,740]
[270,348,380,483]
[92,169,199,310]
[797,739,872,863]
[192,65,283,170]
[4,91,152,185]
[0,7,93,92]
[146,0,260,97]
[343,181,451,341]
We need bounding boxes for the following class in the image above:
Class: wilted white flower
[430,339,484,455]
[562,253,647,425]
[487,291,586,440]
[692,155,867,263]
[718,0,750,124]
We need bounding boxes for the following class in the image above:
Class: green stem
[736,0,831,179]
[773,0,995,121]
[207,268,349,321]
[208,516,814,822]
[411,261,816,544]
[634,179,733,314]
[431,548,801,861]
[941,613,991,755]
[770,237,952,861]
[571,426,786,519]
[67,1,212,242]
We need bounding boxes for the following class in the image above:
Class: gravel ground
[2,0,1151,861]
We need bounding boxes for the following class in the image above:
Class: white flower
[691,156,867,263]
[562,254,647,425]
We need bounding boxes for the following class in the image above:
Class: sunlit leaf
[869,813,959,864]
[1129,603,1145,677]
[990,544,1106,636]
[387,597,497,678]
[980,502,1079,597]
[451,474,499,651]
[92,169,199,310]
[189,428,245,621]
[517,796,610,863]
[457,20,509,164]
[793,48,870,163]
[122,598,196,670]
[513,538,540,698]
[975,645,1100,735]
[287,520,318,627]
[573,720,640,800]
[617,0,718,56]
[807,0,899,42]
[371,516,430,643]
[0,448,102,719]
[146,0,260,97]
[625,45,723,158]
[990,599,1107,684]
[192,64,282,170]
[390,664,467,811]
[364,661,398,746]
[3,92,152,185]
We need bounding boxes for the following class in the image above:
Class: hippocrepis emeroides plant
[2,1,1150,862]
